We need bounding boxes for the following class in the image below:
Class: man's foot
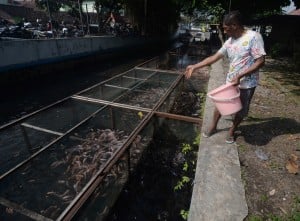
[202,129,217,138]
[225,134,235,144]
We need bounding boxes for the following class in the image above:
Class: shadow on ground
[237,117,300,146]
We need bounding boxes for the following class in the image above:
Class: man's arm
[231,55,265,85]
[184,52,224,79]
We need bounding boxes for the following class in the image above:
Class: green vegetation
[180,209,189,220]
[181,143,192,154]
[173,135,199,220]
[270,43,284,58]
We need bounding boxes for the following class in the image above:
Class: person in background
[107,12,116,34]
[184,10,266,143]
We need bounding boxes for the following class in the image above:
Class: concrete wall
[0,36,148,73]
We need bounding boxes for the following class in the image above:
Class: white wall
[0,36,146,72]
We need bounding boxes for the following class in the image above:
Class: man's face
[222,24,237,37]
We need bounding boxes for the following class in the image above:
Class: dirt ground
[235,56,300,220]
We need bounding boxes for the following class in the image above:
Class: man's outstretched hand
[184,65,194,79]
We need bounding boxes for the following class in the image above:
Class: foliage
[180,0,295,24]
[174,175,190,191]
[181,143,192,154]
[247,215,263,221]
[182,162,189,171]
[180,209,189,220]
[269,43,283,58]
[35,0,62,14]
[125,0,180,36]
[193,134,200,146]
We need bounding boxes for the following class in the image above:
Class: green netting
[145,71,179,83]
[72,116,200,221]
[72,155,129,221]
[79,84,127,101]
[157,80,184,113]
[104,76,142,89]
[73,117,155,221]
[0,124,58,176]
[0,99,103,177]
[24,99,103,133]
[123,68,157,79]
[78,69,180,110]
[114,81,170,109]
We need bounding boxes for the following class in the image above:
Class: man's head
[222,11,244,38]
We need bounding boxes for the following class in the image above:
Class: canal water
[105,118,200,221]
[0,41,210,221]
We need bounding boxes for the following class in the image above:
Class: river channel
[0,41,210,221]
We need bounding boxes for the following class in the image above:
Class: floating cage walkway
[0,47,206,221]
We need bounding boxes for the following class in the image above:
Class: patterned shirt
[218,29,266,89]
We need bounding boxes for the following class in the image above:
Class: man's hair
[223,10,243,26]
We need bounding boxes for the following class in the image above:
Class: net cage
[0,58,204,220]
[0,99,104,176]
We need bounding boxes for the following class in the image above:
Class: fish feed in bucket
[207,83,242,115]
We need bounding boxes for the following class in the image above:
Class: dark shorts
[236,87,256,118]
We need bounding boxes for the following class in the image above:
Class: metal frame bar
[0,103,106,180]
[103,84,131,90]
[57,109,154,221]
[134,66,180,74]
[122,76,147,81]
[21,123,64,136]
[72,95,152,113]
[0,63,158,180]
[154,111,201,124]
[58,70,188,221]
[0,197,53,221]
[2,61,155,135]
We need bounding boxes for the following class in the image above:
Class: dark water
[105,118,200,221]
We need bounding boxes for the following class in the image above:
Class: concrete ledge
[188,59,248,221]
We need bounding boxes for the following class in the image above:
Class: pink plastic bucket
[207,83,242,115]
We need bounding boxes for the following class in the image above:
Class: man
[184,10,266,143]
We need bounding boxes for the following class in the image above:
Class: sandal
[225,134,235,144]
[202,129,217,138]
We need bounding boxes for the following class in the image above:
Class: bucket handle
[208,88,240,102]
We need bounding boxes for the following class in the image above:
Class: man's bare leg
[204,108,221,136]
[227,114,243,142]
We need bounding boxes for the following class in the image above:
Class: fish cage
[0,99,104,177]
[0,55,205,221]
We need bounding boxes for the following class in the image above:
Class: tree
[196,0,292,21]
[35,0,62,14]
[93,0,125,32]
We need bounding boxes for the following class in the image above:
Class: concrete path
[188,59,248,221]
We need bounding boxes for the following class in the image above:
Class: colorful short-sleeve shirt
[218,29,266,88]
